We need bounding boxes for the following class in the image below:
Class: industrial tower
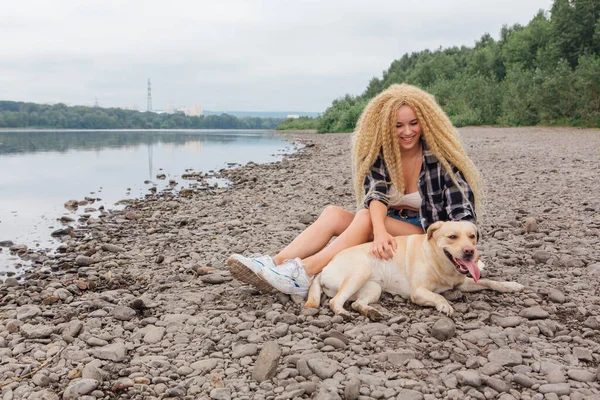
[147,79,152,112]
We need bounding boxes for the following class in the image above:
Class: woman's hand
[370,229,397,260]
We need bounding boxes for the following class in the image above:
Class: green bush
[317,0,600,132]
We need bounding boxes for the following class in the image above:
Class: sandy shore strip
[0,127,599,400]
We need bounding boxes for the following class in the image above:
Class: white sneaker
[227,254,278,294]
[229,254,276,274]
[257,258,312,296]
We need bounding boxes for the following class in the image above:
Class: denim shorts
[387,208,423,229]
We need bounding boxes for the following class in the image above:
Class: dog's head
[426,220,481,282]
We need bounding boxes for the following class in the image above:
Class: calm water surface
[0,129,295,274]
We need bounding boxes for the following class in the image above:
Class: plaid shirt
[363,141,477,231]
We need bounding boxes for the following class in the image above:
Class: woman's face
[395,105,422,152]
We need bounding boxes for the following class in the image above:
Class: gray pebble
[307,358,339,380]
[487,349,522,366]
[252,341,281,382]
[431,317,455,341]
[512,373,535,388]
[112,306,136,321]
[75,255,94,266]
[344,379,360,400]
[548,289,566,303]
[519,306,549,319]
[455,370,482,387]
[63,379,99,400]
[538,383,570,395]
[567,369,596,382]
[232,343,258,358]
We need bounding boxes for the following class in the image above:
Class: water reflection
[0,129,273,155]
[0,129,293,273]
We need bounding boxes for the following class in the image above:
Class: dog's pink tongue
[458,259,481,282]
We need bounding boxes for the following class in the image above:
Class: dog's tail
[304,273,322,309]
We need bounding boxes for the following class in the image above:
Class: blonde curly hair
[352,83,484,216]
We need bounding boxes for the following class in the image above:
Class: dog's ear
[426,221,445,240]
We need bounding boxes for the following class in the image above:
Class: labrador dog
[304,220,524,320]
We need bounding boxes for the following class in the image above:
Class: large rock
[567,369,596,382]
[307,358,339,380]
[431,317,455,341]
[75,255,94,266]
[62,379,99,400]
[232,343,258,358]
[538,383,570,395]
[491,315,522,328]
[112,306,137,321]
[455,370,482,387]
[583,316,600,329]
[548,289,566,303]
[17,305,41,321]
[512,373,535,388]
[210,388,231,400]
[388,350,416,365]
[62,320,83,338]
[101,243,126,253]
[532,250,552,264]
[101,243,125,253]
[396,389,424,400]
[484,377,511,393]
[82,360,104,381]
[524,217,538,233]
[143,327,166,344]
[20,323,54,339]
[519,306,549,319]
[487,349,522,366]
[344,379,360,400]
[191,358,219,373]
[90,343,126,361]
[3,277,19,287]
[252,341,281,382]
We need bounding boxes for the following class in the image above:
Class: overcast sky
[1,0,553,112]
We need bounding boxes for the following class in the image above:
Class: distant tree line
[0,101,284,130]
[275,116,319,131]
[317,0,600,133]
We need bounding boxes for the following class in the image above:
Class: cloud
[0,0,553,111]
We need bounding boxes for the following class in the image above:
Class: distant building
[286,114,300,119]
[184,104,202,117]
[164,103,202,116]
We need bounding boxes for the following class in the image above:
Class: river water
[0,129,295,275]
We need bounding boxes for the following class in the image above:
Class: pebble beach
[0,127,599,400]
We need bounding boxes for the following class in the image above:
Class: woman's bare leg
[273,205,355,264]
[237,207,425,296]
[301,213,424,276]
[301,208,373,275]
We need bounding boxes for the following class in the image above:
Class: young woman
[227,84,484,297]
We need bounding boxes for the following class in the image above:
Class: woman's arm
[443,168,477,225]
[362,154,396,259]
[369,199,397,259]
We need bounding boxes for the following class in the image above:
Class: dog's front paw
[367,308,385,322]
[501,282,525,292]
[436,302,454,317]
[335,310,353,321]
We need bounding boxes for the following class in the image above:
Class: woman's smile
[395,105,422,151]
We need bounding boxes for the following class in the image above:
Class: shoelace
[285,258,302,279]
